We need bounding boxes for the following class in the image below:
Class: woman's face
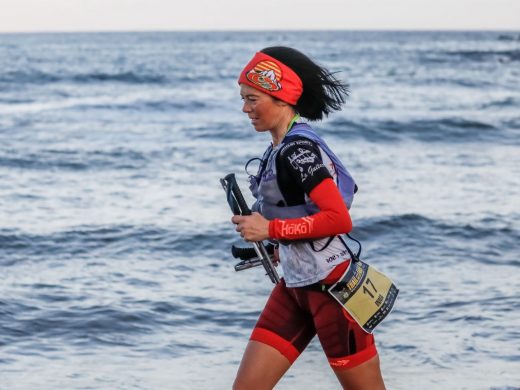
[240,84,286,132]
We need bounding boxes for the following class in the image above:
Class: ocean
[0,31,519,389]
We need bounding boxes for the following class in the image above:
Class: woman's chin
[253,125,269,133]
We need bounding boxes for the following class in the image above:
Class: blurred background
[1,2,519,389]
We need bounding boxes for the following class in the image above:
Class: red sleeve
[268,178,352,240]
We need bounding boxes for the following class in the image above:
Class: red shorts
[251,272,377,370]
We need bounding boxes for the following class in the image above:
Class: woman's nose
[242,101,251,113]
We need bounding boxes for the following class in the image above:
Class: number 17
[363,278,377,299]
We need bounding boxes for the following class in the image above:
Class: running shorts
[250,267,377,370]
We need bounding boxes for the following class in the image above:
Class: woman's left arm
[268,177,352,240]
[232,177,351,242]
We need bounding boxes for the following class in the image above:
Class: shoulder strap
[282,123,315,144]
[245,144,273,183]
[283,123,358,209]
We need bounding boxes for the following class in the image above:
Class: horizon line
[1,27,519,35]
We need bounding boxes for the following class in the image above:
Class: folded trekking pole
[220,173,280,284]
[231,242,276,272]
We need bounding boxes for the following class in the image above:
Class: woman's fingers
[231,215,245,224]
[231,213,269,241]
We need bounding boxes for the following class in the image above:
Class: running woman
[231,46,386,390]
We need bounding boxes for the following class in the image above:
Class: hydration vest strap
[338,234,362,262]
[245,145,273,184]
[309,235,336,252]
[245,157,262,177]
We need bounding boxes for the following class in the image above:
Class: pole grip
[232,243,275,260]
[231,245,257,260]
[223,173,251,216]
[221,173,280,284]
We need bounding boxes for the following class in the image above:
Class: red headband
[238,52,303,105]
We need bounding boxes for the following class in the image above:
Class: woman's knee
[333,354,386,390]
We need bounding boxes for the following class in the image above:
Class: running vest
[248,124,356,287]
[249,123,356,220]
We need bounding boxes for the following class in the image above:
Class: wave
[480,97,520,109]
[5,214,520,266]
[0,94,212,115]
[420,49,520,64]
[0,303,155,338]
[356,213,518,239]
[0,300,170,348]
[350,213,520,266]
[4,215,517,269]
[0,148,149,171]
[73,99,209,112]
[0,70,166,85]
[72,72,166,84]
[504,117,520,129]
[444,49,520,63]
[188,122,259,141]
[413,77,498,89]
[0,69,226,86]
[0,224,233,265]
[327,117,507,143]
[497,34,520,41]
[0,295,251,350]
[350,214,442,249]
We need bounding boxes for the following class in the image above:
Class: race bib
[328,259,398,333]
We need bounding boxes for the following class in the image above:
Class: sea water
[1,31,519,389]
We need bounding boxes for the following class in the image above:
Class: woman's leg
[333,354,385,390]
[302,287,386,390]
[233,281,315,389]
[233,340,292,390]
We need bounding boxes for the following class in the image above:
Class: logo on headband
[245,60,282,92]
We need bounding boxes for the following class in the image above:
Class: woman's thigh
[233,340,292,390]
[233,281,316,389]
[252,281,316,362]
[307,290,376,369]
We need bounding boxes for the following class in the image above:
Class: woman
[231,47,386,390]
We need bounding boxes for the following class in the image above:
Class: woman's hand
[231,212,270,242]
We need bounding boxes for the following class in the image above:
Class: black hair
[261,46,349,121]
